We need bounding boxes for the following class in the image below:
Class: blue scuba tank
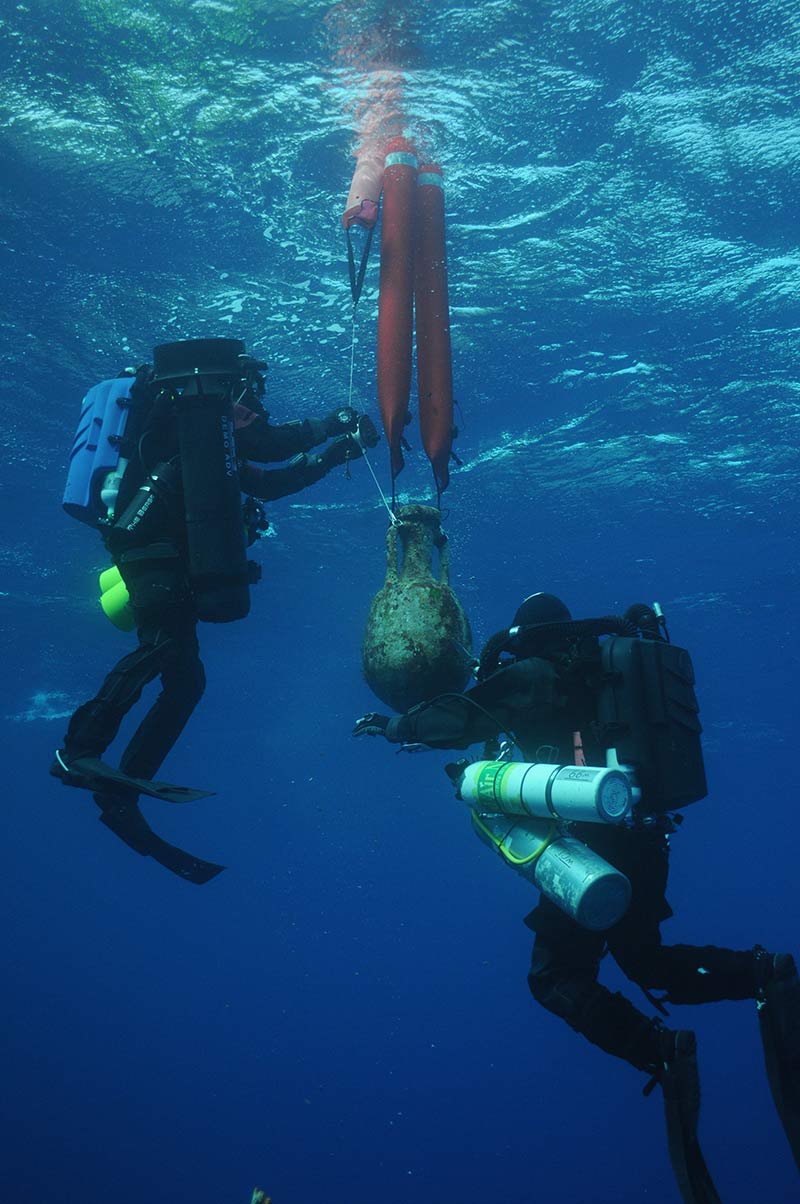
[63,373,136,527]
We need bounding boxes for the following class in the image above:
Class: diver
[353,591,800,1203]
[52,337,379,884]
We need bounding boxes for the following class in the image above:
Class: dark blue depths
[1,2,798,1202]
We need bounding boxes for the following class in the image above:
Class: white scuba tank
[460,759,632,825]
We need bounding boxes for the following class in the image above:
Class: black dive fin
[663,1109,722,1204]
[757,960,800,1172]
[661,1032,722,1204]
[52,754,214,804]
[96,796,225,886]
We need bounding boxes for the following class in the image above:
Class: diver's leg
[527,836,722,1204]
[60,638,165,762]
[599,819,759,1006]
[618,941,759,1004]
[118,621,205,781]
[56,547,218,882]
[527,930,721,1204]
[525,899,661,1071]
[528,936,661,1068]
[605,832,789,1192]
[87,626,217,884]
[58,542,192,765]
[112,544,204,781]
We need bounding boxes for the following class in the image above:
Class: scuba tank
[471,810,632,931]
[457,758,633,931]
[151,338,252,623]
[459,758,632,825]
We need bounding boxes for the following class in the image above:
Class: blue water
[1,2,798,1201]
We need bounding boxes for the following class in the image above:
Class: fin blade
[759,977,800,1171]
[97,798,225,885]
[53,755,215,803]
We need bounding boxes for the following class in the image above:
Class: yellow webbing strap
[470,811,557,867]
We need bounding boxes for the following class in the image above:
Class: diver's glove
[352,713,390,738]
[323,406,360,437]
[317,422,375,471]
[317,435,357,473]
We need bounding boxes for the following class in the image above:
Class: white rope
[347,304,358,410]
[347,303,397,525]
[354,430,398,523]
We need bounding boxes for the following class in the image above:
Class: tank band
[385,151,418,169]
[474,761,515,805]
[543,765,561,818]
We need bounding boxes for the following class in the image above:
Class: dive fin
[660,1031,722,1204]
[51,752,214,804]
[95,795,225,885]
[756,950,800,1171]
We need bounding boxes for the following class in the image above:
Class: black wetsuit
[62,402,345,784]
[383,655,759,1074]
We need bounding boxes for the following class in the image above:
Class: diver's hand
[323,406,360,437]
[317,435,354,472]
[356,414,379,449]
[318,424,377,473]
[352,713,390,738]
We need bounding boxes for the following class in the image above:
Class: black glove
[323,406,359,437]
[352,713,390,737]
[317,418,380,475]
[317,435,356,473]
[356,414,380,449]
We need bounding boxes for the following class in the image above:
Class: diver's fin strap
[347,224,375,306]
[52,753,214,804]
[96,797,224,885]
[640,983,671,1018]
